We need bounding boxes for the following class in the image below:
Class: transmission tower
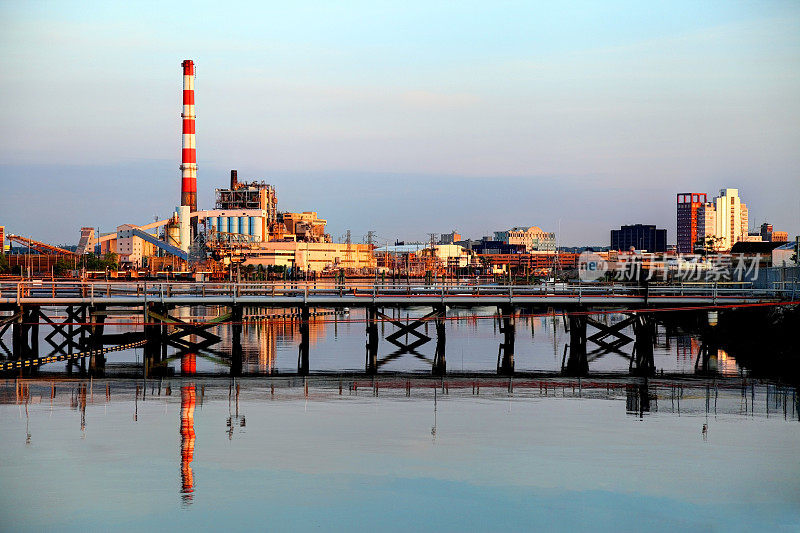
[345,229,353,266]
[427,233,438,273]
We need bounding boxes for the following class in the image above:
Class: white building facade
[696,189,749,251]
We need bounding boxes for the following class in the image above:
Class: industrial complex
[1,60,797,280]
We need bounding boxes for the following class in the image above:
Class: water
[1,377,798,531]
[3,304,798,530]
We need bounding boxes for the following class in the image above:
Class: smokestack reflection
[180,384,196,503]
[181,353,197,375]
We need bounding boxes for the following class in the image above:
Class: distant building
[760,223,773,241]
[472,241,526,255]
[494,226,556,252]
[744,232,764,243]
[730,241,785,267]
[760,222,788,243]
[772,241,798,266]
[439,231,462,245]
[610,224,667,252]
[772,231,789,243]
[243,241,374,272]
[699,189,749,251]
[113,224,158,268]
[676,193,707,253]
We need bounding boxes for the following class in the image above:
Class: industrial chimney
[180,60,197,215]
[230,169,238,191]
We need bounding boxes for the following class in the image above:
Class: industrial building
[374,244,471,276]
[241,241,374,272]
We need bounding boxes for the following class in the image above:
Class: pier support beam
[563,315,588,376]
[12,308,23,360]
[231,305,243,377]
[0,310,22,359]
[88,306,106,376]
[365,306,379,375]
[6,307,40,374]
[497,305,515,375]
[298,306,310,375]
[144,303,164,377]
[432,305,446,376]
[630,314,655,377]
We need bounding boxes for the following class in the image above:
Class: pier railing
[0,280,795,306]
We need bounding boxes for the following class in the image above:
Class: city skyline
[2,1,799,245]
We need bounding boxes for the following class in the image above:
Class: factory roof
[729,241,784,254]
[374,244,428,254]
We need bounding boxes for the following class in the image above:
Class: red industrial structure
[181,60,197,216]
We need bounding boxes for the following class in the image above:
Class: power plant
[50,60,375,278]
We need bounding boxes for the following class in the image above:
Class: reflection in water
[233,314,329,374]
[625,381,656,418]
[227,381,245,440]
[180,385,196,503]
[181,353,197,375]
[0,376,799,530]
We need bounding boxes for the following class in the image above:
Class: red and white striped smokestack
[180,60,197,213]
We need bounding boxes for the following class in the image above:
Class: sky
[1,0,799,246]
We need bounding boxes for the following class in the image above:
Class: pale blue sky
[1,1,799,245]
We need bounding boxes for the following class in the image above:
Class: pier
[1,281,795,378]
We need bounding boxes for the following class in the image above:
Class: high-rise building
[610,224,667,252]
[676,193,707,253]
[697,201,717,249]
[713,188,748,250]
[694,189,749,251]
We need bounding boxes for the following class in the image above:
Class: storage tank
[239,216,249,236]
[250,217,259,239]
[177,205,190,253]
[167,223,181,249]
[229,216,239,235]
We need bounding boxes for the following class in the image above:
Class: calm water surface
[1,377,798,531]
